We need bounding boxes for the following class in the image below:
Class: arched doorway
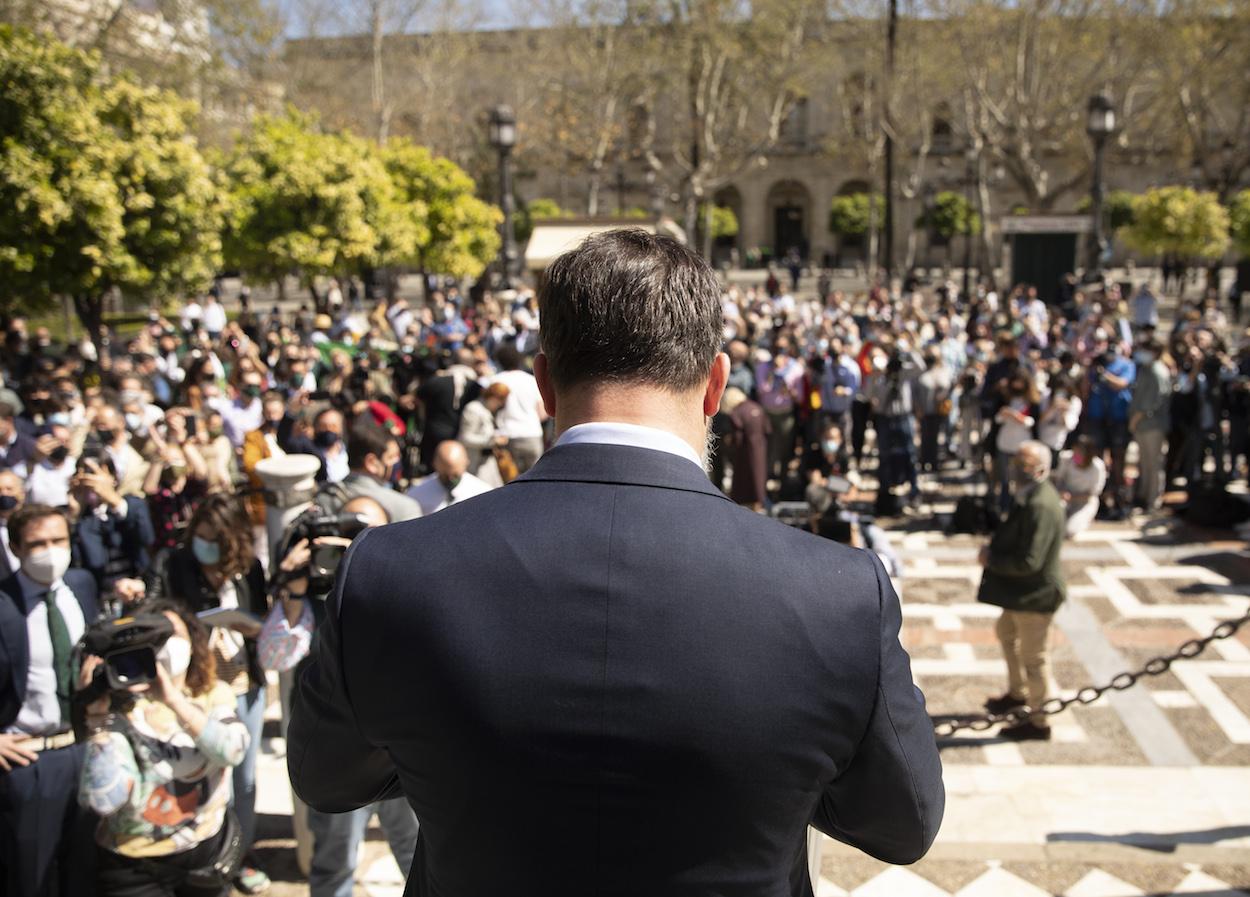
[712,185,743,266]
[767,180,811,262]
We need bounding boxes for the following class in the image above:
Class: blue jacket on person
[289,441,944,897]
[1087,355,1136,422]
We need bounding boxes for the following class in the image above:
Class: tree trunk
[587,171,602,217]
[307,280,324,315]
[73,293,106,366]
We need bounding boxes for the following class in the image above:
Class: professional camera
[73,613,175,721]
[275,508,371,596]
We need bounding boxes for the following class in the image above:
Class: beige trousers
[994,609,1056,727]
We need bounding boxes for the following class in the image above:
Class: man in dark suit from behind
[0,504,100,896]
[289,230,944,897]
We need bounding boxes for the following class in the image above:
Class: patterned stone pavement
[250,494,1250,896]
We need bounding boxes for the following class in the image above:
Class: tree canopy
[829,193,884,237]
[1122,186,1229,259]
[0,25,222,331]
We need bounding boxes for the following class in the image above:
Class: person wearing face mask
[405,440,494,516]
[117,375,164,442]
[0,470,25,577]
[26,423,78,508]
[69,451,154,603]
[312,421,422,523]
[91,405,151,498]
[416,348,481,472]
[142,495,270,894]
[1052,435,1109,537]
[77,600,249,897]
[976,441,1066,741]
[205,371,264,450]
[0,400,38,481]
[0,504,100,897]
[292,407,348,484]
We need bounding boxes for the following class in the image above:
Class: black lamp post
[962,144,977,301]
[489,105,517,289]
[1085,93,1117,284]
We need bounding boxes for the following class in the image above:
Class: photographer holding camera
[143,494,270,893]
[78,599,249,896]
[0,503,100,897]
[262,496,418,897]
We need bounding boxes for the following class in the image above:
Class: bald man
[0,471,24,577]
[404,440,495,515]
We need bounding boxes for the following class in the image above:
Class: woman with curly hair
[142,494,270,894]
[78,599,249,896]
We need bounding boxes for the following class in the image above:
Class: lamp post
[1085,93,1117,284]
[489,105,517,289]
[962,144,977,301]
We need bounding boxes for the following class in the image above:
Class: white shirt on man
[9,571,86,735]
[555,421,703,469]
[405,471,495,516]
[486,370,545,440]
[26,456,77,507]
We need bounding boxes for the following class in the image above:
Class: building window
[781,97,809,147]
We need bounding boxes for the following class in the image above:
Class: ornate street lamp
[962,144,977,301]
[1085,93,1117,283]
[489,105,518,289]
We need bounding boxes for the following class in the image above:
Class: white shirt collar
[555,421,703,470]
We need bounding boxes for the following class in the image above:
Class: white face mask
[157,636,192,678]
[21,545,71,586]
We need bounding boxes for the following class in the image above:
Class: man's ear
[534,352,557,417]
[703,352,731,418]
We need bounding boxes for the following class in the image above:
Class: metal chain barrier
[933,607,1250,738]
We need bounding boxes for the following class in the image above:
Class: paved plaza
[249,480,1250,896]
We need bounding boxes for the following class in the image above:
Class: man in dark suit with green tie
[0,504,100,896]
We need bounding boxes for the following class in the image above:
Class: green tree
[1229,190,1250,258]
[1123,186,1229,260]
[829,193,883,237]
[0,26,222,341]
[1077,190,1137,232]
[708,205,739,240]
[221,109,395,306]
[381,139,501,280]
[515,198,574,242]
[917,191,981,241]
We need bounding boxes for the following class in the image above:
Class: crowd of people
[0,258,1243,895]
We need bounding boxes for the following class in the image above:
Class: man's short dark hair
[539,230,722,392]
[347,420,394,470]
[9,504,68,550]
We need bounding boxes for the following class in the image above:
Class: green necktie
[44,587,73,727]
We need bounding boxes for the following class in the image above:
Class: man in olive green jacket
[977,440,1066,741]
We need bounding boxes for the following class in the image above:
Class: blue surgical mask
[822,439,842,455]
[192,535,221,566]
[1133,350,1152,365]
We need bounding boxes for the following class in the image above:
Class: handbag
[184,809,244,889]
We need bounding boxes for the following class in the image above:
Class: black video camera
[280,509,371,596]
[73,613,175,734]
[81,613,173,691]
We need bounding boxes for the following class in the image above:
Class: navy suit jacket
[72,495,155,589]
[289,443,943,896]
[0,568,99,731]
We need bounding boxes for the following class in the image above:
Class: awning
[523,217,687,271]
